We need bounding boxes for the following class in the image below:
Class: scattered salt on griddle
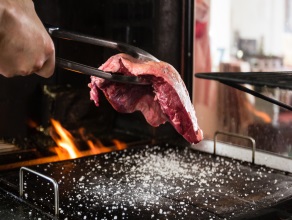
[76,145,259,217]
[27,144,292,219]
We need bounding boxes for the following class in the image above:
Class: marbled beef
[89,53,203,144]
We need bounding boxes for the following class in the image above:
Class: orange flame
[50,119,81,159]
[112,139,127,150]
[87,139,127,155]
[50,119,127,159]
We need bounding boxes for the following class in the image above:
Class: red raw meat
[89,53,203,144]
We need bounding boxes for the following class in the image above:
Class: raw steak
[89,53,203,144]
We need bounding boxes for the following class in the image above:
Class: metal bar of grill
[195,72,292,90]
[19,167,59,216]
[214,131,256,164]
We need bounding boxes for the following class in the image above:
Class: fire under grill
[1,139,292,219]
[0,74,292,220]
[0,83,171,172]
[1,70,292,219]
[2,73,292,219]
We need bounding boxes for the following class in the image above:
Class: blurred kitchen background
[209,0,292,72]
[193,0,292,157]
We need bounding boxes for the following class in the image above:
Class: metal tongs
[47,26,159,85]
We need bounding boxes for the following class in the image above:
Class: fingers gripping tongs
[47,27,159,85]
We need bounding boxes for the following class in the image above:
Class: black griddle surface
[1,143,292,219]
[0,189,53,220]
[195,72,292,90]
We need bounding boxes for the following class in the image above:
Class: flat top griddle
[195,72,292,90]
[1,143,292,219]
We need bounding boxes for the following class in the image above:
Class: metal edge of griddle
[195,73,292,111]
[192,139,292,174]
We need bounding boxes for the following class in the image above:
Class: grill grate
[195,72,292,90]
[195,72,292,111]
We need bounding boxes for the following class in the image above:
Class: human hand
[0,0,55,78]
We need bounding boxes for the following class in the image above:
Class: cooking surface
[0,189,52,220]
[1,143,292,219]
